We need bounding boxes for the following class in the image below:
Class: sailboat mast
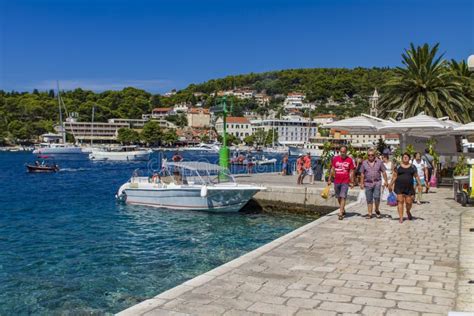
[91,105,95,146]
[57,82,66,144]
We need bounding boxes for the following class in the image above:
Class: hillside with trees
[1,43,472,145]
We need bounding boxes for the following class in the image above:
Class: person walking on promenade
[381,153,394,201]
[412,152,428,204]
[359,148,388,219]
[423,148,435,193]
[281,154,289,176]
[296,154,304,185]
[390,153,422,223]
[327,145,355,220]
[303,152,314,184]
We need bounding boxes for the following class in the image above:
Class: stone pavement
[118,188,474,316]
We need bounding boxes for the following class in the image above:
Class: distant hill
[0,67,395,144]
[182,67,395,101]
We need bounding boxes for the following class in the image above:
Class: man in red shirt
[327,145,355,220]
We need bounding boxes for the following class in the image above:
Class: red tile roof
[188,108,210,114]
[226,117,250,124]
[152,107,172,113]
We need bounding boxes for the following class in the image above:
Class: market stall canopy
[378,114,456,137]
[452,122,474,135]
[321,114,390,134]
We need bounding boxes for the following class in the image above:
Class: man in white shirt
[412,152,428,204]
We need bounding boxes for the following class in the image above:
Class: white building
[312,114,336,125]
[255,93,270,105]
[251,118,318,145]
[215,117,253,141]
[174,102,191,113]
[283,92,315,110]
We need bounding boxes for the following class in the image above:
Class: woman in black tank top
[389,153,422,223]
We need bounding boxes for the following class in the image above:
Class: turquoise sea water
[0,152,315,315]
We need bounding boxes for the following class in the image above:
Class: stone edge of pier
[116,197,364,316]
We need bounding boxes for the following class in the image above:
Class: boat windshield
[162,161,235,185]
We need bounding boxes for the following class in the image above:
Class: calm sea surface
[0,151,315,315]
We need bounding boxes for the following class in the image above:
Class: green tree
[243,134,255,145]
[8,120,32,143]
[117,127,140,144]
[162,129,178,146]
[141,121,163,145]
[165,113,188,128]
[265,129,278,146]
[379,43,472,123]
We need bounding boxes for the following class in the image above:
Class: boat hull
[26,165,59,173]
[121,185,261,212]
[33,147,83,155]
[89,150,151,161]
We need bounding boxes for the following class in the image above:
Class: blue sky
[1,0,473,93]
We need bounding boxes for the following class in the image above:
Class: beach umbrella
[321,114,390,134]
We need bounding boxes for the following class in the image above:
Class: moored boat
[116,161,265,212]
[89,146,152,161]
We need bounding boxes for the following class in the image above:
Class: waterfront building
[215,116,252,141]
[250,118,318,145]
[107,118,148,129]
[187,108,210,128]
[330,129,399,148]
[62,118,129,142]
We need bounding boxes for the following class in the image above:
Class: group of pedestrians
[293,153,324,185]
[327,145,434,223]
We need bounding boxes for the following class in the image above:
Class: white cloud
[27,79,175,92]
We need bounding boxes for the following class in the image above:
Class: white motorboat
[262,146,289,154]
[33,143,84,155]
[89,146,152,161]
[255,157,277,165]
[288,146,322,157]
[182,143,220,152]
[116,161,265,212]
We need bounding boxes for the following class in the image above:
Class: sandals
[407,211,413,220]
[375,210,382,219]
[365,214,372,219]
[338,214,344,220]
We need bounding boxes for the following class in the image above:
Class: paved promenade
[119,188,474,316]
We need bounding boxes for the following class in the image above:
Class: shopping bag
[321,185,330,199]
[381,187,390,201]
[358,190,366,204]
[429,175,437,188]
[387,192,397,206]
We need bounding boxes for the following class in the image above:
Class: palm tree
[379,43,472,123]
[450,59,474,121]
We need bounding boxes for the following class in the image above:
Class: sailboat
[33,83,84,155]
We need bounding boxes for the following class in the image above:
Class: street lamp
[468,55,474,71]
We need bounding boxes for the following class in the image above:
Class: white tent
[378,114,459,149]
[453,122,474,135]
[321,114,390,134]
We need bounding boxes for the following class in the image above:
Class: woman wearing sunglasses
[389,153,423,223]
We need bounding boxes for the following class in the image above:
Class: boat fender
[200,185,208,198]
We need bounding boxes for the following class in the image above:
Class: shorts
[365,183,381,203]
[305,168,313,176]
[413,178,426,186]
[334,183,349,199]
